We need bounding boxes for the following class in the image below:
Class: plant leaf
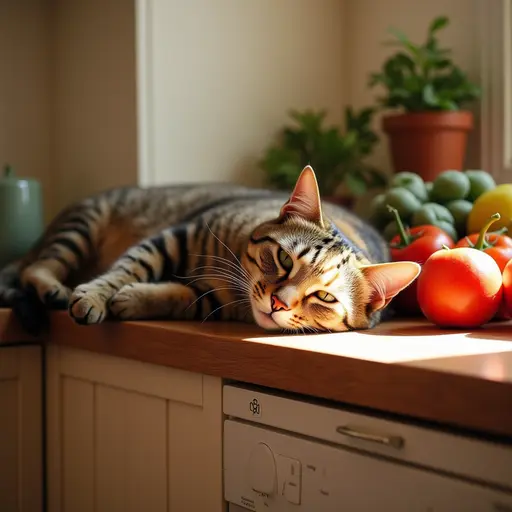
[428,16,449,35]
[388,27,421,57]
[422,84,439,107]
[261,108,380,195]
[371,14,480,112]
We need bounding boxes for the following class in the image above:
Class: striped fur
[0,167,420,334]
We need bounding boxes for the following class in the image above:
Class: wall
[344,0,481,174]
[0,0,52,221]
[1,1,485,220]
[138,0,347,187]
[51,0,138,215]
[0,0,137,220]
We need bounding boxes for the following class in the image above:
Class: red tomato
[417,247,503,328]
[479,246,512,273]
[387,206,455,316]
[500,258,512,319]
[455,213,512,272]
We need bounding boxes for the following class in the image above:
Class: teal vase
[0,164,44,268]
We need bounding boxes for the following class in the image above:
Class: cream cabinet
[45,345,224,512]
[0,345,43,512]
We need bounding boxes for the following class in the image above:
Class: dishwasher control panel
[223,384,512,491]
[224,419,512,512]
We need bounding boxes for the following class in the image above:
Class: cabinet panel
[61,377,94,512]
[59,345,202,405]
[95,385,125,511]
[0,379,19,512]
[0,345,42,512]
[95,385,167,512]
[47,346,224,512]
[168,375,224,511]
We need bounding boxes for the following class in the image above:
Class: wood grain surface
[1,308,512,438]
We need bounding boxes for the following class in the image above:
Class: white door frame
[135,0,155,187]
[478,0,512,183]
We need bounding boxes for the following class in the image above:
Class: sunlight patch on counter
[243,329,512,364]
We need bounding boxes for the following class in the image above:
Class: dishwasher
[223,383,512,511]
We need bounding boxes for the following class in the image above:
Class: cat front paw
[68,285,108,324]
[108,284,145,320]
[21,270,71,309]
[42,284,72,310]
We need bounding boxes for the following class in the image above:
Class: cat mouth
[252,308,280,330]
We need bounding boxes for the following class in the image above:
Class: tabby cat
[0,166,420,334]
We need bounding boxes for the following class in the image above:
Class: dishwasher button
[319,467,330,497]
[277,455,302,505]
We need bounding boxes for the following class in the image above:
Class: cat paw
[68,285,108,325]
[42,285,72,310]
[109,284,145,320]
[22,274,71,309]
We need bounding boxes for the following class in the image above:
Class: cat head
[242,166,420,332]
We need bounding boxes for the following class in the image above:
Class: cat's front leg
[69,226,189,324]
[108,281,248,322]
[108,282,199,320]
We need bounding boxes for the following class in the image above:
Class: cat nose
[271,294,290,312]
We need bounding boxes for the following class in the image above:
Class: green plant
[369,16,481,112]
[260,107,386,196]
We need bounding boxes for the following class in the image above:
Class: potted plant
[369,15,481,182]
[260,107,387,207]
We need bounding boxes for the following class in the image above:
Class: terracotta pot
[382,111,474,182]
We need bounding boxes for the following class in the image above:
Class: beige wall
[0,0,52,220]
[51,0,138,214]
[140,0,347,187]
[0,0,137,220]
[1,0,485,221]
[344,0,481,174]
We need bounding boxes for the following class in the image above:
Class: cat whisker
[174,272,242,286]
[204,222,249,278]
[191,253,252,281]
[183,275,251,294]
[187,267,250,285]
[184,271,245,286]
[186,263,250,285]
[201,297,252,323]
[176,265,248,281]
[184,267,252,293]
[184,265,250,286]
[186,286,247,312]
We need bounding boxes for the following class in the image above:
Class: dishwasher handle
[336,425,405,449]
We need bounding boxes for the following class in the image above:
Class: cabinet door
[46,345,224,512]
[0,345,43,512]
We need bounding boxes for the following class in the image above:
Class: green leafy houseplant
[369,16,481,112]
[367,15,481,182]
[260,108,386,198]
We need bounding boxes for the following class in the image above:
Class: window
[479,0,512,183]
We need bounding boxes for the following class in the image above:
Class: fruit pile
[366,168,512,329]
[388,207,512,329]
[370,169,497,242]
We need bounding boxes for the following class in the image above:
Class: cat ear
[279,165,323,226]
[360,261,421,313]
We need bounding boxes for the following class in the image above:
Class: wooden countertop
[1,308,512,438]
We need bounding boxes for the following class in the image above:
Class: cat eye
[277,248,293,271]
[314,291,337,303]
